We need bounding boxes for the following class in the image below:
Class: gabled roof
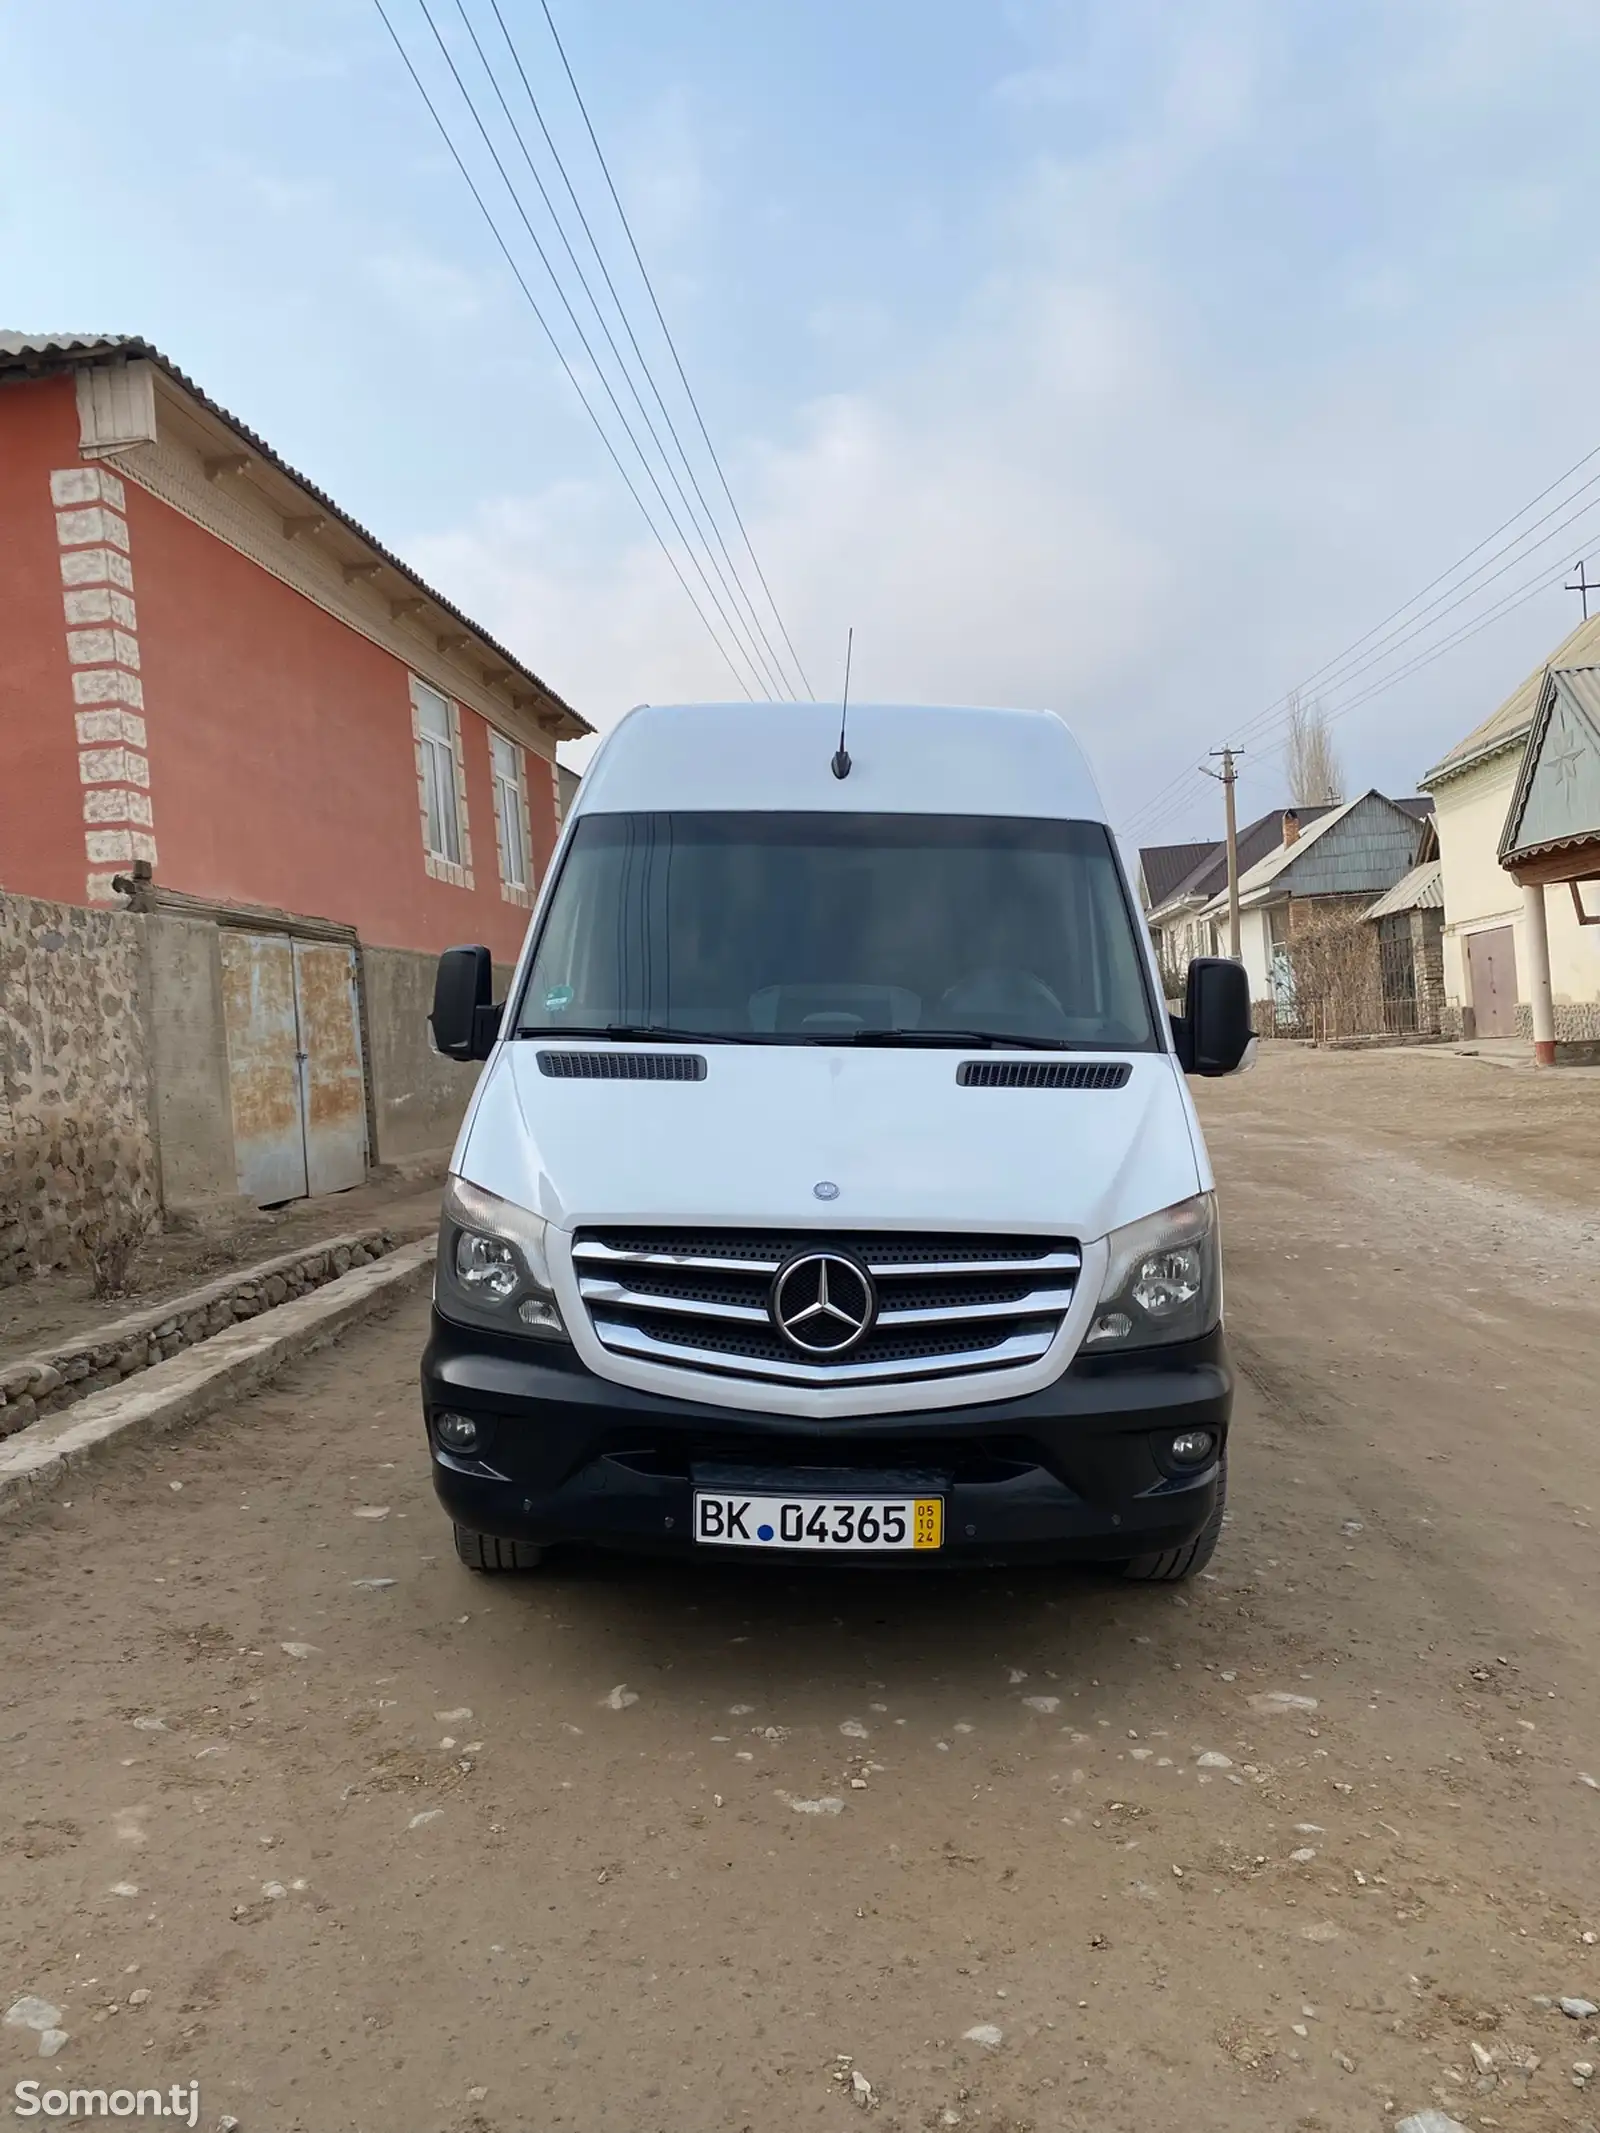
[1365,859,1443,920]
[1194,788,1431,918]
[1499,664,1600,866]
[1423,607,1600,788]
[1145,805,1337,922]
[0,332,588,737]
[1138,840,1214,910]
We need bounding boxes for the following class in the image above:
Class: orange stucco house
[0,333,585,955]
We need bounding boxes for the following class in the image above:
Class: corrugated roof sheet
[0,332,587,733]
[1138,840,1214,909]
[1145,805,1338,919]
[1423,607,1600,787]
[1364,859,1443,919]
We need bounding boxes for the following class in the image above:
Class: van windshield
[515,811,1158,1050]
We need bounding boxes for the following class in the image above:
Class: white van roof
[571,701,1109,822]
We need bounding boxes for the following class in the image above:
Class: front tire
[1119,1453,1227,1582]
[453,1523,546,1573]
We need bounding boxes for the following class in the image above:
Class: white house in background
[1191,789,1432,1009]
[1421,608,1600,1040]
[1139,807,1336,985]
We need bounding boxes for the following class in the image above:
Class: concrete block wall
[0,893,158,1283]
[364,944,514,1168]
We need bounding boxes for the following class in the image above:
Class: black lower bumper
[421,1313,1231,1567]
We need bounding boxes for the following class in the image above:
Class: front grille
[572,1226,1080,1388]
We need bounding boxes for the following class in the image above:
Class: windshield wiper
[821,1028,1075,1050]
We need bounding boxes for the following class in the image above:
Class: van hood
[456,1044,1203,1245]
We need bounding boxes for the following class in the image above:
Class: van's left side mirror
[1171,956,1252,1076]
[431,945,502,1062]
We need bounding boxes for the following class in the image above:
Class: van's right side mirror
[431,944,501,1062]
[1172,956,1252,1076]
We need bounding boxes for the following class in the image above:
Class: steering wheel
[939,968,1066,1023]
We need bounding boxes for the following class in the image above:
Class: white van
[424,701,1252,1579]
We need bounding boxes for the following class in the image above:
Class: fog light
[1169,1429,1215,1465]
[518,1296,563,1334]
[435,1411,481,1454]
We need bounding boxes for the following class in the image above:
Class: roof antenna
[831,627,854,779]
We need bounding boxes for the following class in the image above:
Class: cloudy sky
[6,0,1600,845]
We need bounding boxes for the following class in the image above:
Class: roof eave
[2,334,591,741]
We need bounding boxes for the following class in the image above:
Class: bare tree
[1284,691,1344,807]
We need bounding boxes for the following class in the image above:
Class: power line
[371,0,756,699]
[450,0,795,700]
[1132,535,1594,846]
[407,0,779,699]
[1125,444,1600,839]
[482,0,806,700]
[535,0,816,699]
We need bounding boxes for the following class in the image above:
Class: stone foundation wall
[1513,1000,1600,1041]
[0,894,157,1286]
[0,1226,400,1436]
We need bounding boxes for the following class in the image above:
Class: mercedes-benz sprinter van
[423,701,1252,1579]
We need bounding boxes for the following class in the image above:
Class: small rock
[108,1882,140,1897]
[1022,1696,1060,1715]
[1196,1752,1232,1769]
[963,2023,1003,2049]
[1395,2115,1469,2133]
[279,1642,318,1660]
[352,1506,390,1520]
[603,1685,639,1710]
[261,1882,287,1900]
[408,1809,444,1830]
[851,2069,874,2106]
[38,2030,68,2057]
[5,1998,63,2034]
[127,1988,151,2006]
[467,2087,488,2103]
[435,1708,472,1723]
[131,1716,167,1733]
[1290,1847,1318,1864]
[1333,2050,1356,2073]
[777,1793,844,1815]
[840,1720,869,1738]
[1249,1691,1319,1716]
[1470,2041,1496,2073]
[218,2117,241,2131]
[351,1578,397,1590]
[1561,1997,1600,2019]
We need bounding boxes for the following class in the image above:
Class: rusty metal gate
[1377,913,1418,1035]
[219,932,367,1205]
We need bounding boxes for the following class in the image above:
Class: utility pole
[1567,557,1598,620]
[1200,747,1244,960]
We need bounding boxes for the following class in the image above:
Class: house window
[411,680,473,887]
[490,730,531,901]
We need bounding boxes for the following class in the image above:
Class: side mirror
[1171,956,1251,1076]
[431,945,502,1062]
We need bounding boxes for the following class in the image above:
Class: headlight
[436,1176,568,1341]
[1084,1193,1220,1350]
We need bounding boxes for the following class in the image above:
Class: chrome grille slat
[876,1286,1077,1328]
[577,1277,770,1325]
[573,1225,1080,1390]
[590,1317,1057,1386]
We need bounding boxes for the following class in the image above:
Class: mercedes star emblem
[771,1251,876,1355]
[812,1180,840,1201]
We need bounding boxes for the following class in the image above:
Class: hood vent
[957,1059,1131,1090]
[537,1050,707,1082]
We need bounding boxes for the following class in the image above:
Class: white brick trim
[51,465,157,900]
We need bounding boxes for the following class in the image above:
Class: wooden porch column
[1522,881,1556,1066]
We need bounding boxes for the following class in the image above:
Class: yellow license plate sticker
[913,1497,943,1549]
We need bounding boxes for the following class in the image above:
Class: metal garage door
[219,932,368,1205]
[1466,924,1519,1039]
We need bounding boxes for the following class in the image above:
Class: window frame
[410,677,473,888]
[490,729,532,902]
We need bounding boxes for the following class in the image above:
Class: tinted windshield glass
[516,812,1156,1049]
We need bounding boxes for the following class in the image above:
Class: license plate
[693,1492,944,1552]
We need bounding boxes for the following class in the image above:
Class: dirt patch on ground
[0,1049,1596,2132]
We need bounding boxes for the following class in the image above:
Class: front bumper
[421,1312,1232,1566]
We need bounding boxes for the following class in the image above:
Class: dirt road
[2,1048,1597,2133]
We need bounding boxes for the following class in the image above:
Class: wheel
[453,1523,546,1573]
[1118,1453,1227,1582]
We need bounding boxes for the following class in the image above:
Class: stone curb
[0,1238,436,1524]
